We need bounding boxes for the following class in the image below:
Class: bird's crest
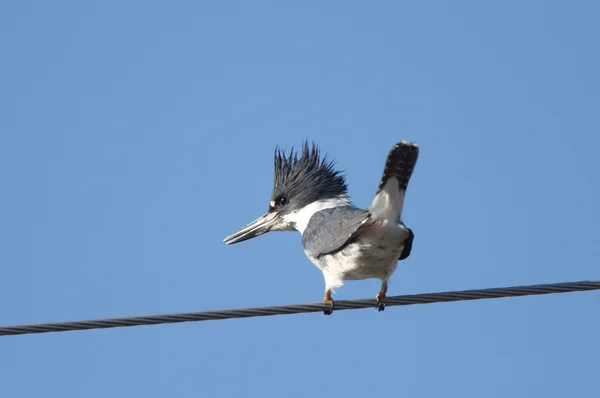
[272,141,348,208]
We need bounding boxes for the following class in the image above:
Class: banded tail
[369,141,419,221]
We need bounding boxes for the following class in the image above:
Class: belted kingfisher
[223,140,419,315]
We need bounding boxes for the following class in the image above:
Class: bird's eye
[277,196,289,206]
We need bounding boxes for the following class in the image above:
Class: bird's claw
[323,299,334,316]
[376,294,386,312]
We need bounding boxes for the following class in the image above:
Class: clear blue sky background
[1,1,599,397]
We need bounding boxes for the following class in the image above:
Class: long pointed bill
[223,212,279,245]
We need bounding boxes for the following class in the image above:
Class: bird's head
[223,141,348,245]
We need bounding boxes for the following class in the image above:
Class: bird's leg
[323,289,334,315]
[376,281,388,312]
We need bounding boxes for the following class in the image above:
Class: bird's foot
[323,290,334,315]
[376,293,386,312]
[323,298,334,315]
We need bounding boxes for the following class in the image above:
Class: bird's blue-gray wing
[302,206,378,258]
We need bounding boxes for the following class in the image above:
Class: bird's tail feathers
[369,141,419,221]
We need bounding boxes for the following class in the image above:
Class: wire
[1,280,598,337]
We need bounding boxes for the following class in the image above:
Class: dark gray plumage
[375,141,419,197]
[270,141,347,213]
[398,226,414,260]
[302,206,374,258]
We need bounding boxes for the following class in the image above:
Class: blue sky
[1,1,599,397]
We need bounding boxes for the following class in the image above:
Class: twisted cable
[1,280,598,337]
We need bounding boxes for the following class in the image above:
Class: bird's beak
[223,212,279,245]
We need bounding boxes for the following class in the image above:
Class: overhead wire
[1,280,598,337]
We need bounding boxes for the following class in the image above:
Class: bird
[223,140,419,315]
